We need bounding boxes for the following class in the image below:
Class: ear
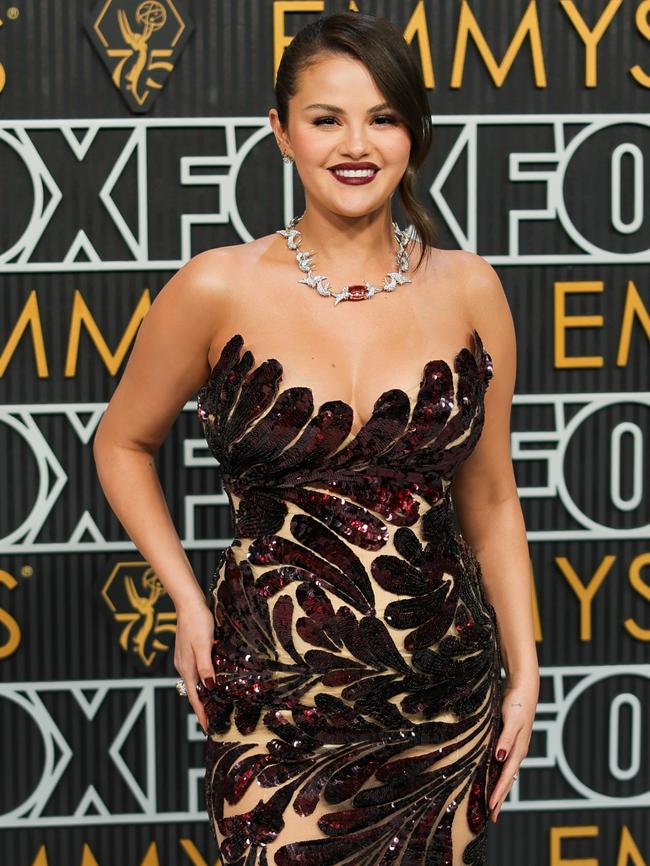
[268,108,291,155]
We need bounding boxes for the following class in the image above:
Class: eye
[311,114,400,127]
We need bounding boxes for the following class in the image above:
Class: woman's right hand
[173,599,217,735]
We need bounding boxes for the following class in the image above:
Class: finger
[493,721,523,764]
[489,756,521,812]
[491,781,512,818]
[195,646,216,689]
[489,787,507,822]
[489,742,523,809]
[490,775,515,823]
[187,688,208,735]
[491,724,525,786]
[182,673,208,735]
[489,770,517,813]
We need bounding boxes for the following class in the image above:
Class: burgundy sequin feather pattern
[195,331,504,865]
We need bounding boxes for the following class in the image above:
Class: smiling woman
[184,9,536,866]
[94,8,538,866]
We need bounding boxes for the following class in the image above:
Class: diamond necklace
[276,211,412,305]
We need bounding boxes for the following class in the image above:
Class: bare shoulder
[436,248,506,307]
[444,248,513,334]
[166,244,242,301]
[184,234,278,293]
[141,243,249,366]
[151,241,259,330]
[429,248,517,387]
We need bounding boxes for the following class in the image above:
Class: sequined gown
[196,330,504,866]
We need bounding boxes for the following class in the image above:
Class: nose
[341,124,371,158]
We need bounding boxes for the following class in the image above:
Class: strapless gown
[196,330,504,866]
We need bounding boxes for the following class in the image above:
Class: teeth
[332,168,376,177]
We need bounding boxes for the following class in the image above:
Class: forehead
[293,53,387,107]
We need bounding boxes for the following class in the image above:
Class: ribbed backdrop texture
[0,1,648,863]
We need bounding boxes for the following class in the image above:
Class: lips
[328,166,380,186]
[328,162,379,171]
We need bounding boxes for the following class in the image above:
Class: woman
[94,11,539,865]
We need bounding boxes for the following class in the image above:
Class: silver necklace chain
[276,211,412,305]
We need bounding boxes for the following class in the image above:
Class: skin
[93,52,539,827]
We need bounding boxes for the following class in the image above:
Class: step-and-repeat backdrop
[1,1,648,863]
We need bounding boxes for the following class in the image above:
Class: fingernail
[204,676,215,690]
[496,748,506,761]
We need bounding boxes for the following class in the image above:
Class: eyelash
[312,115,399,127]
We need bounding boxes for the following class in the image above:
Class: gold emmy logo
[100,561,177,670]
[84,0,194,112]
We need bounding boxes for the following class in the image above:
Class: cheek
[387,131,412,163]
[292,129,330,163]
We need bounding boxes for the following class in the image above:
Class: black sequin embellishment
[197,331,503,865]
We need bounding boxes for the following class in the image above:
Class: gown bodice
[197,329,494,537]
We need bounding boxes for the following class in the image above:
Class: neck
[291,202,398,271]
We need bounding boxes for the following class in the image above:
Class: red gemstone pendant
[347,284,369,301]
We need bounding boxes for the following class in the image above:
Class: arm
[93,247,232,733]
[451,252,539,821]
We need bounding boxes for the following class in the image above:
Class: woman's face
[272,53,412,219]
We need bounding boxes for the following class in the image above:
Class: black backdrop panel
[0,1,649,864]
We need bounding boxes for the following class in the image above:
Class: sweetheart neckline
[203,328,493,440]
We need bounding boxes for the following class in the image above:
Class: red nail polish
[204,676,215,690]
[496,748,506,761]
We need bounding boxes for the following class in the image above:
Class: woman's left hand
[488,675,539,822]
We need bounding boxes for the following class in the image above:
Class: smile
[328,168,379,185]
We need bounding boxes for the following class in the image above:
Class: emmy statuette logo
[84,0,194,112]
[100,561,177,670]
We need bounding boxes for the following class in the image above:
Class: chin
[325,190,389,210]
[329,204,385,219]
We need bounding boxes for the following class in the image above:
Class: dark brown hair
[274,11,438,273]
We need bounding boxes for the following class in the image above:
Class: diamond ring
[175,679,188,697]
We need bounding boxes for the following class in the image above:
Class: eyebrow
[304,102,392,113]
